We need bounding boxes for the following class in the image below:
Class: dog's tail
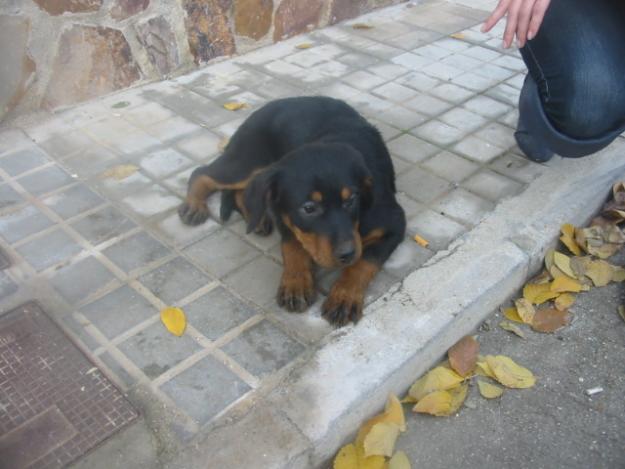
[220,190,237,222]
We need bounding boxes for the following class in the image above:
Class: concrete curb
[166,142,625,468]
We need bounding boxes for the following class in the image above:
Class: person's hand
[481,0,551,49]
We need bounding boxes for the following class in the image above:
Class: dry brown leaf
[553,252,576,278]
[514,298,536,324]
[477,380,504,399]
[588,243,620,259]
[408,366,464,401]
[503,307,524,323]
[334,444,358,469]
[618,306,625,323]
[531,307,570,333]
[550,275,583,293]
[570,256,592,279]
[448,336,479,377]
[389,451,411,469]
[586,260,614,287]
[223,101,248,111]
[499,321,526,338]
[295,42,314,49]
[364,422,400,457]
[352,23,374,29]
[485,355,536,388]
[102,164,139,181]
[413,391,452,416]
[560,223,582,256]
[160,307,186,336]
[555,293,576,311]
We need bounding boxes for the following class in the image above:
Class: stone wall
[0,0,402,122]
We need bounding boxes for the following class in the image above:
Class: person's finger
[516,0,536,47]
[527,0,551,40]
[481,0,511,33]
[502,0,522,48]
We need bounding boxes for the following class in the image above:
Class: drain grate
[0,302,138,469]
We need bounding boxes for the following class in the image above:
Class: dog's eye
[300,201,321,216]
[343,192,358,209]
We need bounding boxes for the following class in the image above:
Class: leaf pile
[500,182,625,335]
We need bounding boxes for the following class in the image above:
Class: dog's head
[244,142,373,268]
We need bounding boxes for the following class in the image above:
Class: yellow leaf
[448,383,468,414]
[448,335,479,377]
[514,298,535,324]
[523,283,550,303]
[560,223,582,256]
[384,394,406,432]
[364,422,400,457]
[550,275,582,293]
[295,42,314,49]
[533,289,561,304]
[570,256,592,279]
[413,391,452,416]
[160,307,186,336]
[356,446,386,469]
[389,451,411,469]
[529,270,552,284]
[499,321,526,338]
[588,243,620,259]
[612,266,625,282]
[544,248,555,271]
[553,252,576,278]
[475,360,496,379]
[334,444,358,469]
[586,260,614,287]
[450,32,465,39]
[503,307,524,323]
[413,234,429,248]
[531,307,570,333]
[555,293,576,311]
[485,355,536,389]
[549,265,568,279]
[102,164,139,181]
[408,366,464,401]
[352,23,374,29]
[477,380,504,399]
[223,101,248,111]
[618,306,625,323]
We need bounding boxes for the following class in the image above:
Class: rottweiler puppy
[178,96,405,326]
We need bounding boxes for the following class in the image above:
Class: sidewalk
[0,0,623,467]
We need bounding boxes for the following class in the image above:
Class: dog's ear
[243,166,281,233]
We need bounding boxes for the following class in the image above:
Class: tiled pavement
[0,0,550,445]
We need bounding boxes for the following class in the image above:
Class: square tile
[61,146,119,179]
[413,120,467,146]
[473,122,516,150]
[347,93,393,116]
[473,63,516,81]
[17,166,74,196]
[43,184,104,219]
[175,130,222,161]
[422,62,464,81]
[432,188,494,225]
[102,231,170,273]
[139,257,212,304]
[0,205,54,244]
[439,108,488,133]
[396,192,424,219]
[0,271,18,299]
[404,95,453,117]
[70,205,136,246]
[396,167,452,204]
[50,256,116,304]
[139,148,194,179]
[462,169,525,201]
[395,72,440,92]
[16,228,83,271]
[341,70,387,90]
[222,320,304,377]
[336,52,380,68]
[372,82,417,102]
[388,134,439,163]
[99,353,135,388]
[123,102,175,126]
[160,355,251,425]
[224,256,282,307]
[413,44,453,60]
[229,220,281,252]
[377,106,426,131]
[453,136,505,163]
[439,53,482,71]
[463,95,511,118]
[451,72,499,92]
[106,130,162,156]
[489,152,545,183]
[462,45,501,61]
[383,238,433,278]
[80,285,157,339]
[96,170,153,199]
[184,229,261,278]
[154,212,220,248]
[422,151,479,182]
[486,83,520,105]
[0,147,49,176]
[122,185,181,218]
[407,210,466,251]
[429,83,474,103]
[368,63,409,80]
[144,116,201,142]
[0,184,24,209]
[118,321,201,379]
[390,52,434,70]
[185,287,258,340]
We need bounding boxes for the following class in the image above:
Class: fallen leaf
[448,383,468,414]
[531,307,570,333]
[529,270,552,284]
[549,265,569,279]
[503,307,524,323]
[559,223,582,256]
[160,306,186,336]
[475,360,496,379]
[499,321,526,338]
[570,256,592,279]
[514,298,535,324]
[223,101,248,111]
[555,293,576,311]
[384,394,406,432]
[334,444,358,469]
[401,395,417,404]
[352,23,374,29]
[612,266,625,282]
[544,248,555,271]
[295,42,314,49]
[413,234,429,248]
[524,283,558,304]
[389,451,411,469]
[408,366,464,401]
[485,355,536,389]
[533,289,561,304]
[102,164,139,181]
[356,446,385,469]
[111,101,130,108]
[550,275,582,293]
[448,336,479,377]
[618,306,625,323]
[450,32,465,39]
[588,243,620,259]
[413,391,452,416]
[585,259,614,287]
[477,380,504,399]
[364,422,400,457]
[553,252,576,278]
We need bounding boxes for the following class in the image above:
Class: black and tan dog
[178,96,405,326]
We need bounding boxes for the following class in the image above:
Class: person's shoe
[514,128,554,163]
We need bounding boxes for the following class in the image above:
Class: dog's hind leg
[220,190,273,236]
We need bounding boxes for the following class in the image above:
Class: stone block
[16,228,83,271]
[407,209,466,251]
[33,0,102,15]
[432,188,494,225]
[136,16,180,76]
[183,0,236,64]
[138,256,211,304]
[0,205,54,244]
[234,0,273,40]
[274,0,323,41]
[43,184,104,219]
[50,256,116,304]
[111,0,149,20]
[70,205,136,246]
[396,167,451,204]
[102,231,170,273]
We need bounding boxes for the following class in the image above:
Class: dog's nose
[335,241,356,265]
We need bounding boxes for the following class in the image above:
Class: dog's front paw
[322,288,364,327]
[277,273,316,312]
[178,200,210,226]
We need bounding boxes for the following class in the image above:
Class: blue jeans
[518,0,625,158]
